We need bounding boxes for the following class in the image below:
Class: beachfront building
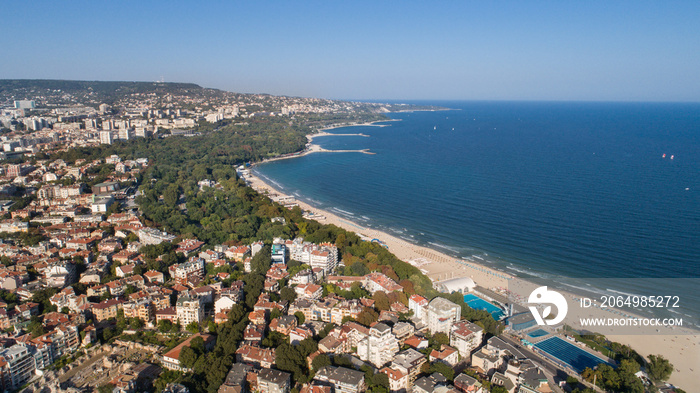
[433,277,476,294]
[426,297,461,334]
[357,322,399,367]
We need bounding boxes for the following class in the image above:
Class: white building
[176,296,203,326]
[426,297,461,335]
[433,277,476,294]
[450,320,484,357]
[100,130,113,145]
[0,344,35,391]
[408,294,429,322]
[214,296,237,314]
[357,322,399,367]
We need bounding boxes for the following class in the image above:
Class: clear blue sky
[3,1,699,102]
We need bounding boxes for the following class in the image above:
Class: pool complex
[534,336,610,373]
[463,294,504,320]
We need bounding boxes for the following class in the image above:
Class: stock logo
[528,286,568,326]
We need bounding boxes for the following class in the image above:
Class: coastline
[244,166,698,387]
[260,120,395,164]
[245,142,699,388]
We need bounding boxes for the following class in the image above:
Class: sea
[253,101,700,327]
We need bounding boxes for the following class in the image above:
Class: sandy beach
[243,135,699,389]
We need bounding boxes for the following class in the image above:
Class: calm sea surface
[254,101,700,324]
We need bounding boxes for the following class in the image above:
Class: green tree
[427,361,455,380]
[294,311,306,325]
[250,245,271,274]
[158,320,173,333]
[646,354,673,382]
[186,321,200,333]
[429,332,450,349]
[312,353,331,370]
[373,291,390,311]
[490,386,508,393]
[179,346,198,369]
[275,343,304,379]
[280,286,297,303]
[356,307,378,327]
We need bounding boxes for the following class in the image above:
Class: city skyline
[3,1,700,102]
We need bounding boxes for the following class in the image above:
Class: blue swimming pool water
[534,336,610,373]
[464,294,504,320]
[527,329,549,338]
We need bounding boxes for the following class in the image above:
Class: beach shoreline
[244,126,699,388]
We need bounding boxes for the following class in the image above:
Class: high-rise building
[100,130,113,145]
[357,322,399,367]
[426,297,461,334]
[176,296,203,326]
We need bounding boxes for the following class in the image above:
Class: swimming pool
[534,336,610,373]
[527,329,550,338]
[464,294,504,320]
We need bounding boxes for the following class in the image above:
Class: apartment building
[426,297,461,334]
[357,323,399,367]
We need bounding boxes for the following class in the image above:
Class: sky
[3,1,700,102]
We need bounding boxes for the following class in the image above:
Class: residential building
[218,363,253,393]
[235,344,276,368]
[0,344,35,392]
[426,297,461,334]
[453,374,484,393]
[269,316,297,336]
[450,320,483,358]
[176,296,203,326]
[357,322,399,367]
[429,345,459,367]
[408,295,429,322]
[313,366,366,393]
[92,298,124,321]
[363,272,403,294]
[258,368,291,393]
[413,373,449,393]
[169,258,205,284]
[390,349,426,387]
[380,367,409,393]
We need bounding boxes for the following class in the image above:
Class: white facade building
[176,296,203,326]
[357,323,399,367]
[427,297,461,335]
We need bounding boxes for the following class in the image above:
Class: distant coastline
[250,114,700,388]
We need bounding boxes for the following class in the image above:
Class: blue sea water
[253,101,700,322]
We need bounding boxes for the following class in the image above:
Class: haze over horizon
[3,1,699,102]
